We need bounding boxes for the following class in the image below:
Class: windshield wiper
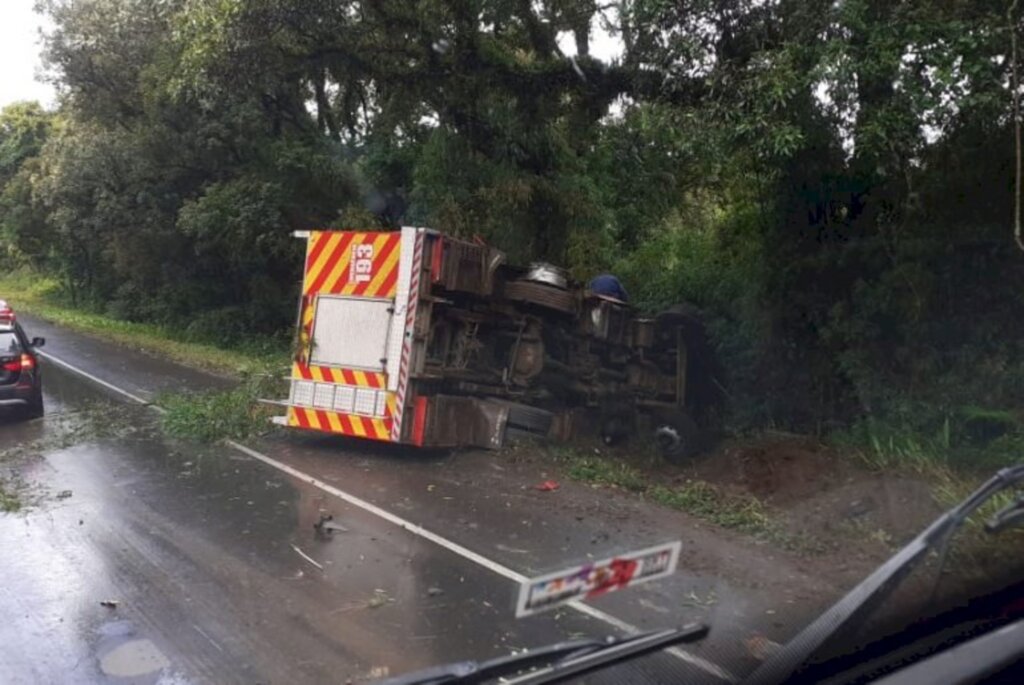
[377,624,709,685]
[743,464,1024,685]
[986,491,1024,533]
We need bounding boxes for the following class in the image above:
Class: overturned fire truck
[267,227,715,461]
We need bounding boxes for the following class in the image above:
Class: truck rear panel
[280,227,427,444]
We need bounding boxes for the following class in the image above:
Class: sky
[0,1,619,112]
[556,8,624,63]
[0,0,56,109]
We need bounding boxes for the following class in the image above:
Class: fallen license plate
[515,541,682,617]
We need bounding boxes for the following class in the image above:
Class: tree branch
[1010,0,1023,251]
[314,67,341,140]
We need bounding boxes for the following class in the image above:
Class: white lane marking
[229,439,732,681]
[43,350,735,682]
[36,350,166,413]
[227,439,529,582]
[192,624,225,653]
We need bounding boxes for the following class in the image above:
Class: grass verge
[832,421,1024,568]
[0,269,290,445]
[0,480,22,512]
[0,270,284,377]
[549,446,809,548]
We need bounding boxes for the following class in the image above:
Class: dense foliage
[2,0,1023,456]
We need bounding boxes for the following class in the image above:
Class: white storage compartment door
[310,296,392,371]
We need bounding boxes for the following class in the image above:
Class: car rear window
[0,331,22,356]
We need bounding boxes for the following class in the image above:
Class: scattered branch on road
[291,544,325,571]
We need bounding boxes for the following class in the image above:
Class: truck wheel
[653,411,700,464]
[504,281,575,314]
[504,402,554,433]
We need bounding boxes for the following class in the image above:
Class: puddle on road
[100,639,170,678]
[96,621,186,685]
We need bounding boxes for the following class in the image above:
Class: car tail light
[2,359,19,372]
[20,354,35,370]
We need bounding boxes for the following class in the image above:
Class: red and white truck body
[272,227,434,445]
[271,226,709,456]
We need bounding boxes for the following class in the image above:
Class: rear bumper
[267,395,512,450]
[0,382,34,405]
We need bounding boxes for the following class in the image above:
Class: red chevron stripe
[304,232,329,275]
[306,233,355,294]
[377,257,400,299]
[358,415,374,437]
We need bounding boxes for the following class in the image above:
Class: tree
[0,102,55,266]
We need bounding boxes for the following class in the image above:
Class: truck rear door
[283,228,424,443]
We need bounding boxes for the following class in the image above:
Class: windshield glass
[0,2,1022,685]
[0,331,20,356]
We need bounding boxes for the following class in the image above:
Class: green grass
[833,419,1024,562]
[0,270,285,377]
[0,269,290,444]
[159,371,285,443]
[836,413,1024,478]
[0,481,22,512]
[648,482,774,534]
[551,447,788,541]
[832,417,1024,515]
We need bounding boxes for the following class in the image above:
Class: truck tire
[653,411,700,464]
[504,401,554,433]
[504,280,575,314]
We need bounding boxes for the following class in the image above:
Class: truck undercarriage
[271,227,715,460]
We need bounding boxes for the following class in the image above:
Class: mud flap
[421,395,510,449]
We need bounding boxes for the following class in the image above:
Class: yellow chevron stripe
[322,232,365,294]
[309,366,325,382]
[288,408,299,427]
[370,418,389,439]
[340,233,390,295]
[326,412,343,432]
[291,362,303,379]
[348,416,367,437]
[306,409,322,430]
[305,232,343,293]
[364,235,401,298]
[352,370,369,387]
[386,393,397,418]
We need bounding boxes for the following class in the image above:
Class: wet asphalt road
[0,314,841,684]
[4,363,667,684]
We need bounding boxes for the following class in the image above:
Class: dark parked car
[0,301,45,419]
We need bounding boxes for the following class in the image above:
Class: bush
[160,371,284,443]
